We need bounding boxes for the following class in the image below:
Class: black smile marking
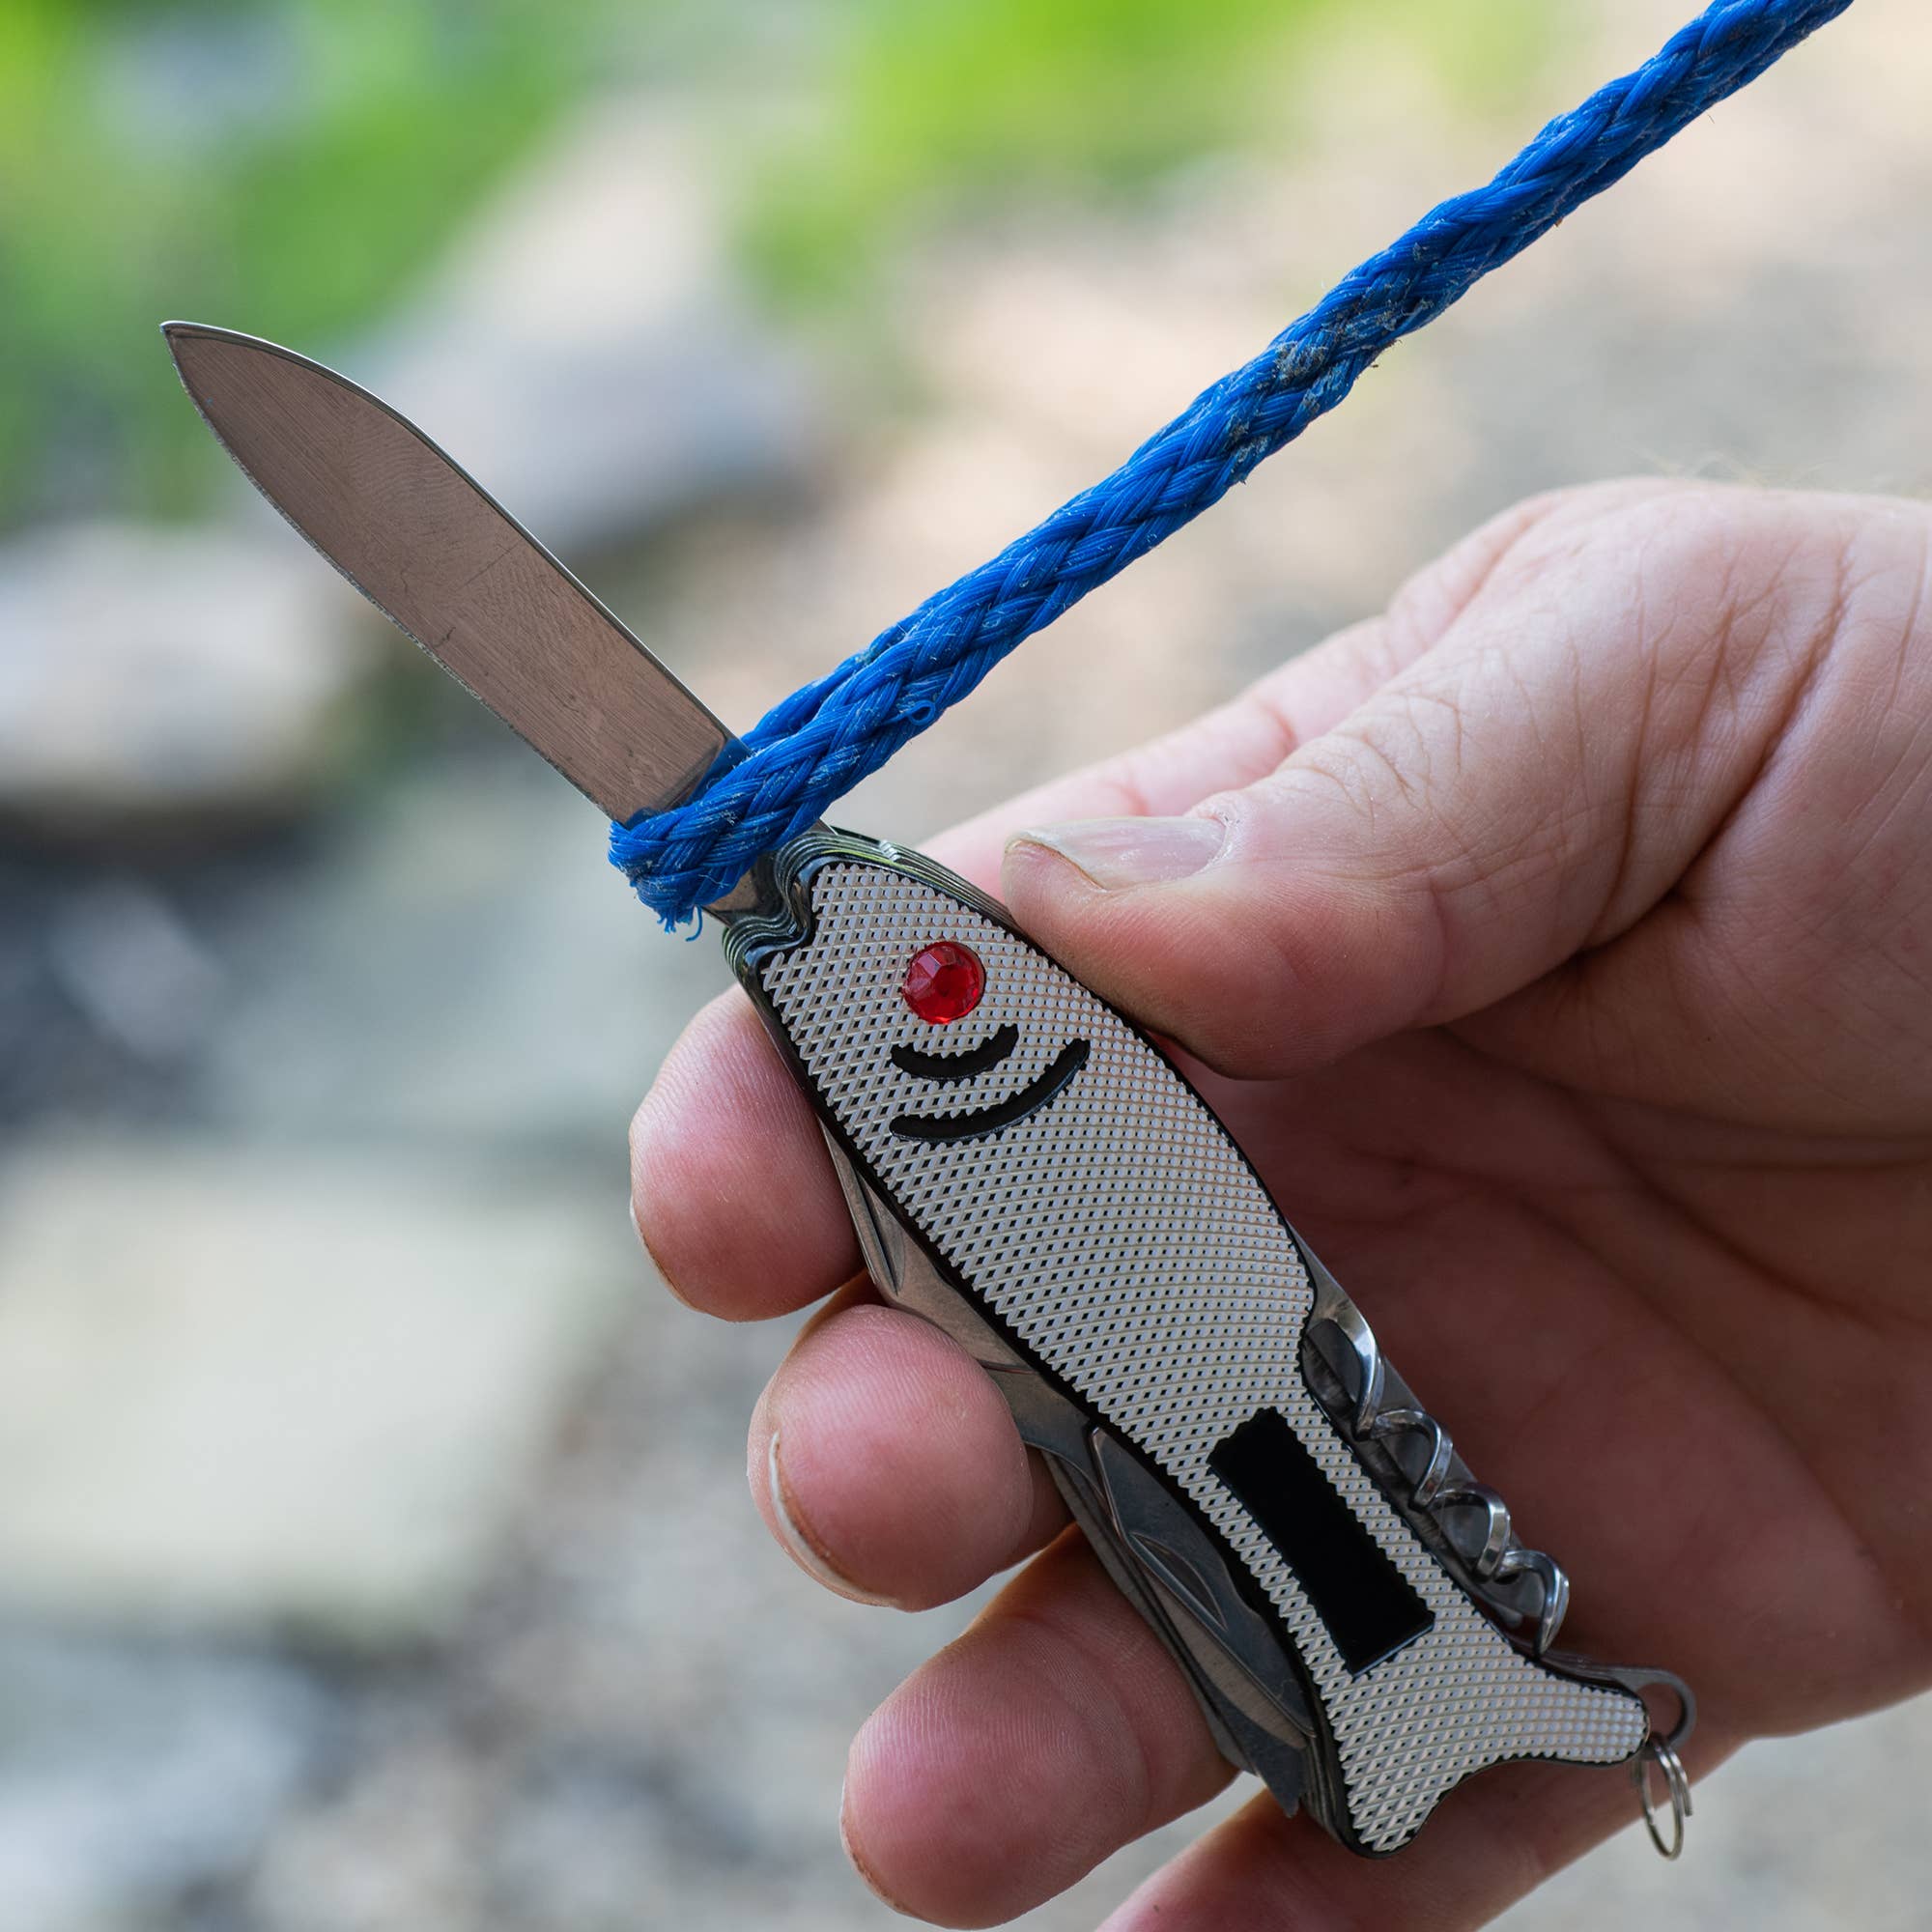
[891,1023,1019,1083]
[891,1038,1091,1143]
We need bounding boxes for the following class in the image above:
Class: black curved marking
[891,1023,1019,1083]
[891,1038,1090,1142]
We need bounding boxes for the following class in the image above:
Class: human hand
[632,479,1932,1927]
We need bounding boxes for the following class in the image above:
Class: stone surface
[0,523,369,830]
[197,759,731,1148]
[0,1140,637,1641]
[0,1631,327,1932]
[0,101,816,845]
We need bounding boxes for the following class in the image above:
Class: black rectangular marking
[1209,1407,1434,1675]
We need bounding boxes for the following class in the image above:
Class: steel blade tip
[160,321,341,425]
[161,318,225,400]
[161,318,268,378]
[156,317,736,829]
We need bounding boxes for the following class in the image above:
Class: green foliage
[740,0,1550,306]
[0,0,1553,528]
[0,0,581,527]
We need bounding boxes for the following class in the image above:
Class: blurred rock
[0,102,817,849]
[355,101,819,556]
[198,759,730,1148]
[0,1140,636,1642]
[0,1629,325,1932]
[0,524,369,832]
[44,878,228,1067]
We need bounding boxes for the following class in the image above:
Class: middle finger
[752,1293,1065,1609]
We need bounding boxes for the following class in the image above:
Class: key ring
[1539,1653,1695,1860]
[1631,1736,1693,1860]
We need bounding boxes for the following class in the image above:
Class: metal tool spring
[1301,1264,1571,1656]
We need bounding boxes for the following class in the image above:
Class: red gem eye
[902,940,984,1025]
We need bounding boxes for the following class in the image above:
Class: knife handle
[723,827,1689,1856]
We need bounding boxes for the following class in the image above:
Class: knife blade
[164,321,1691,1857]
[164,322,736,832]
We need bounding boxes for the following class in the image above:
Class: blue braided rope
[612,0,1852,922]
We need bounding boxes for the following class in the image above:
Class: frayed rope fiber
[611,0,1853,923]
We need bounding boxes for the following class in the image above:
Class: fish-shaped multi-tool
[165,324,1693,1859]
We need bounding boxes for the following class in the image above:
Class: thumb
[997,484,1840,1079]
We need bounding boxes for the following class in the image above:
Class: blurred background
[1,1,1927,1926]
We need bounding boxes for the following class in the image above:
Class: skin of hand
[630,478,1932,1929]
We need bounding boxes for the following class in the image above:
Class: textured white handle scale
[745,848,1646,1852]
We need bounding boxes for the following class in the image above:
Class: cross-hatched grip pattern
[755,854,1646,1851]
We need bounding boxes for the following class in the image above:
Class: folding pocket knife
[165,323,1693,1859]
